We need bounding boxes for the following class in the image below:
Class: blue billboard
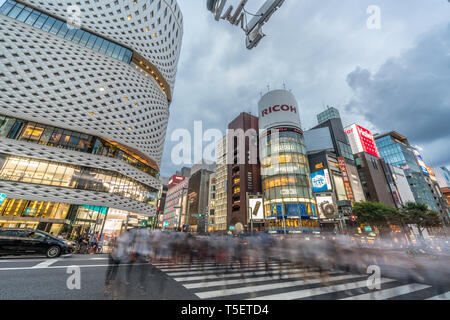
[310,170,331,193]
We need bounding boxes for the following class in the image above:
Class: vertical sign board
[0,193,6,205]
[338,157,354,202]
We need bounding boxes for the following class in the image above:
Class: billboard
[168,175,186,189]
[310,169,332,193]
[258,90,301,131]
[413,150,429,176]
[248,198,264,221]
[338,157,355,201]
[344,124,380,158]
[0,193,6,205]
[316,196,336,219]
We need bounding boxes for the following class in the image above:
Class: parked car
[0,228,74,258]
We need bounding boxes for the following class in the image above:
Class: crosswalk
[151,260,449,300]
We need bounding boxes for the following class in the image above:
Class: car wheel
[46,246,61,258]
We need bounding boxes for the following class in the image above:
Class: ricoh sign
[258,90,302,130]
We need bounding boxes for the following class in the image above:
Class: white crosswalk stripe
[247,278,395,300]
[151,260,443,300]
[341,283,431,300]
[426,291,450,300]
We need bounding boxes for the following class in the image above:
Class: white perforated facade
[0,0,183,234]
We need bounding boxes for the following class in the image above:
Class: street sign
[0,193,6,205]
[364,226,373,232]
[229,226,235,230]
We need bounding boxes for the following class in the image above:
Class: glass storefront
[0,153,158,205]
[0,197,70,236]
[0,115,159,178]
[260,128,317,233]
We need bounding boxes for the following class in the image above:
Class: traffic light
[350,214,357,222]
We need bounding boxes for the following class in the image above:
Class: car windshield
[29,232,47,239]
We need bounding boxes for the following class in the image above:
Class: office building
[214,136,228,233]
[375,132,447,217]
[187,168,213,234]
[258,90,318,234]
[227,112,262,234]
[162,175,188,231]
[317,106,341,125]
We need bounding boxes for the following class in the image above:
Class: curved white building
[0,0,183,237]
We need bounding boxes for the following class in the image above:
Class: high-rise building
[0,0,183,236]
[207,173,216,233]
[317,106,341,125]
[214,136,228,233]
[227,112,262,234]
[432,167,450,189]
[163,175,188,231]
[308,150,365,230]
[305,109,365,226]
[375,132,447,217]
[187,168,213,234]
[344,124,402,208]
[258,90,318,234]
[353,152,397,207]
[311,118,354,161]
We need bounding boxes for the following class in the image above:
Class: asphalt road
[0,254,449,300]
[0,254,198,300]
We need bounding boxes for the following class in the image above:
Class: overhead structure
[207,0,285,49]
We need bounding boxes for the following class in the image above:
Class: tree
[352,201,400,238]
[401,202,443,239]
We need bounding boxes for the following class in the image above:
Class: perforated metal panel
[0,0,183,215]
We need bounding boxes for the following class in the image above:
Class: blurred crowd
[103,229,450,297]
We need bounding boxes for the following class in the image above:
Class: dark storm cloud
[160,0,450,176]
[345,23,450,167]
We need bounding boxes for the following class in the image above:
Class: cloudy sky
[161,0,450,177]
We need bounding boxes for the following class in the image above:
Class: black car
[0,228,74,258]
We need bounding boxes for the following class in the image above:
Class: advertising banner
[316,196,336,219]
[310,169,332,193]
[344,124,380,158]
[0,193,6,205]
[413,150,430,176]
[248,198,264,221]
[258,90,301,130]
[338,157,355,201]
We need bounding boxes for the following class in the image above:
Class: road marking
[0,256,108,263]
[157,261,276,271]
[196,274,364,299]
[183,270,342,289]
[0,263,148,271]
[162,263,280,276]
[426,291,450,300]
[247,278,395,300]
[31,259,59,268]
[172,266,317,282]
[341,283,431,300]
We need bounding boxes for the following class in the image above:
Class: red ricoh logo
[261,105,297,117]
